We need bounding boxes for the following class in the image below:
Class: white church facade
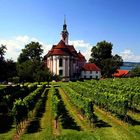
[44,20,101,81]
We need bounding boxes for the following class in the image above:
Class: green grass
[56,130,96,140]
[0,125,16,140]
[93,106,140,140]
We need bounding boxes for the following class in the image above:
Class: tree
[0,45,7,81]
[17,60,34,82]
[33,61,52,84]
[0,44,6,61]
[17,41,52,83]
[89,41,123,77]
[18,41,43,63]
[0,45,17,82]
[45,69,53,86]
[130,66,140,77]
[17,42,44,82]
[6,59,17,81]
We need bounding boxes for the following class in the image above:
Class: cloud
[120,49,140,62]
[42,44,52,56]
[69,41,140,62]
[15,35,30,43]
[0,35,52,61]
[0,36,92,62]
[1,36,139,63]
[69,40,92,61]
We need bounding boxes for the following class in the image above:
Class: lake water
[120,66,133,71]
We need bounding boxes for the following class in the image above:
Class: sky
[0,0,140,62]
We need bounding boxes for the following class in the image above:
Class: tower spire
[61,15,69,45]
[63,15,67,31]
[64,15,66,25]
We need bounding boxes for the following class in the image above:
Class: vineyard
[0,78,140,140]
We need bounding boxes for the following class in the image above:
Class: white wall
[48,55,70,78]
[47,55,101,80]
[81,71,101,79]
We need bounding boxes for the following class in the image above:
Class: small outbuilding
[113,69,129,78]
[81,63,101,79]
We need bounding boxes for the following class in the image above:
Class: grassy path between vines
[21,88,54,140]
[93,106,140,140]
[58,87,92,131]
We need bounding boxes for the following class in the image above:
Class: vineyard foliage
[0,78,140,140]
[0,83,37,114]
[12,85,45,126]
[59,83,94,122]
[51,86,60,120]
[65,78,140,118]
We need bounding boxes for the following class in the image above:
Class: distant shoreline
[120,62,140,70]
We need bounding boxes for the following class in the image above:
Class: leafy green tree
[0,44,6,61]
[45,69,53,86]
[89,41,123,77]
[33,61,52,84]
[0,45,7,81]
[130,66,140,77]
[9,76,20,84]
[17,60,34,82]
[0,45,17,82]
[6,59,17,80]
[17,41,52,83]
[18,41,43,63]
[17,42,43,82]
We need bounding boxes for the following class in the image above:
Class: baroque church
[44,20,101,81]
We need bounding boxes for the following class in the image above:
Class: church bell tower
[61,16,69,45]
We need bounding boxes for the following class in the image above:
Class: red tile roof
[113,69,129,77]
[44,40,86,61]
[45,40,76,57]
[68,45,78,57]
[54,40,67,49]
[82,63,101,71]
[78,51,86,61]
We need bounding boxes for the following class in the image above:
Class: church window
[59,70,63,76]
[59,58,63,67]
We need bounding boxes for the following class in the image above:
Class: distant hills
[123,62,140,67]
[120,62,140,70]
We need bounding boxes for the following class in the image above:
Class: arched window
[59,58,63,67]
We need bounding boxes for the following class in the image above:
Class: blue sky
[0,0,140,62]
